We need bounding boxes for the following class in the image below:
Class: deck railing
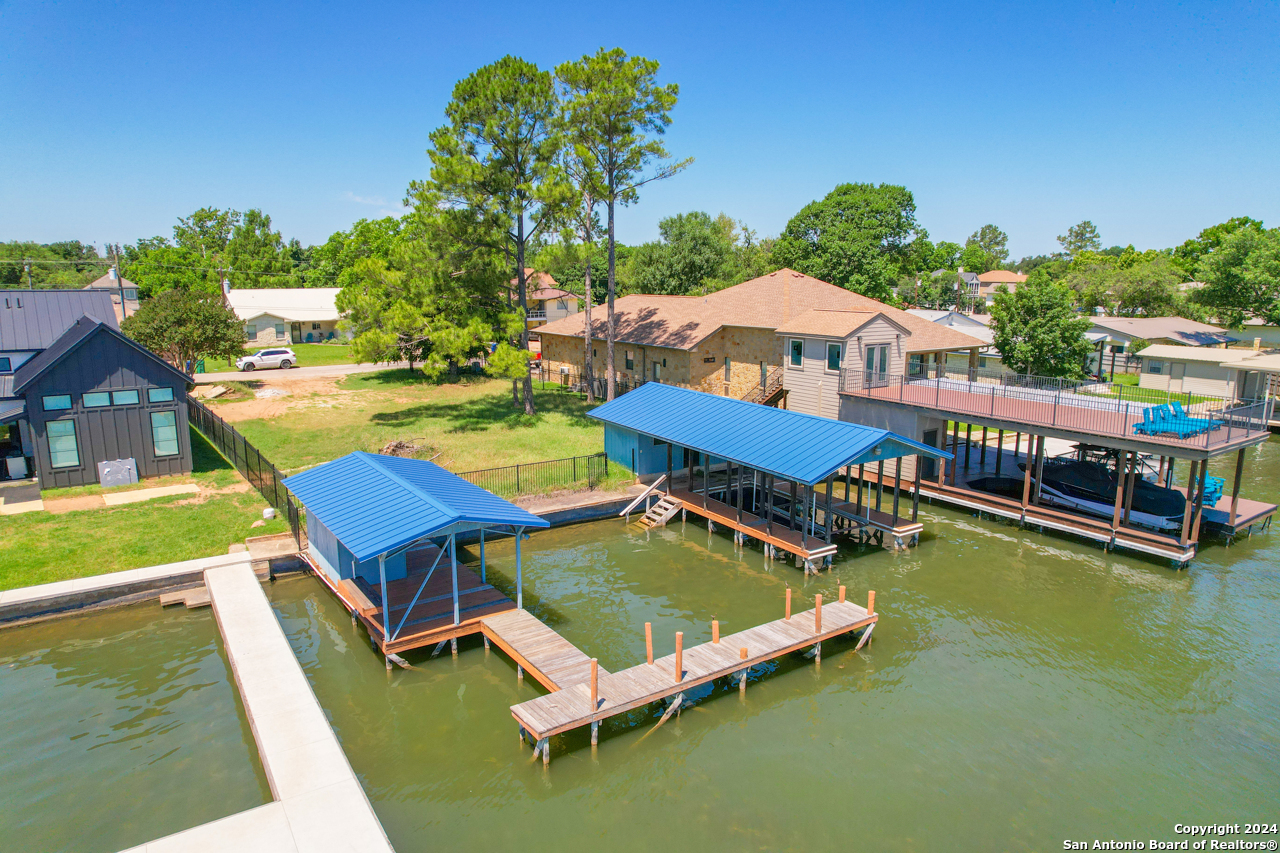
[840,365,1274,449]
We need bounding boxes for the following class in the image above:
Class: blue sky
[1,0,1277,259]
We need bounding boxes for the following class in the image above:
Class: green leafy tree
[308,217,404,289]
[958,243,995,274]
[121,243,220,297]
[173,208,239,260]
[990,275,1093,377]
[965,224,1009,268]
[1195,227,1280,327]
[225,209,300,288]
[121,289,244,370]
[628,211,733,295]
[416,55,568,415]
[0,241,103,288]
[1172,216,1264,278]
[772,182,924,300]
[557,48,689,400]
[1057,220,1102,257]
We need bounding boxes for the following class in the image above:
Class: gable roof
[536,268,985,354]
[0,289,119,350]
[775,309,910,340]
[589,383,950,486]
[906,309,995,345]
[226,287,342,323]
[1134,344,1257,365]
[283,452,549,562]
[1089,316,1237,346]
[976,270,1027,284]
[11,316,191,394]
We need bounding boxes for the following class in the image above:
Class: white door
[865,344,890,387]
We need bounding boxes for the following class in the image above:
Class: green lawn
[0,429,288,591]
[203,342,356,372]
[231,372,621,480]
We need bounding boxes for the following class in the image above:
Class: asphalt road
[194,361,409,384]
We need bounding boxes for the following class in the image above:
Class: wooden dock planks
[480,609,609,692]
[510,600,877,743]
[668,488,838,561]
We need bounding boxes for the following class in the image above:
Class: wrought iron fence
[187,395,307,548]
[456,452,609,498]
[533,363,651,400]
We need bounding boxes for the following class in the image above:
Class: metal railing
[534,363,653,400]
[187,395,307,548]
[840,365,1274,449]
[741,366,785,404]
[456,452,608,499]
[526,311,548,321]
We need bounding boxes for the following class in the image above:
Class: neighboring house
[225,287,347,345]
[906,309,1003,369]
[1088,316,1238,376]
[510,270,580,333]
[973,270,1027,307]
[537,268,985,403]
[1135,344,1277,400]
[0,289,193,488]
[82,273,140,321]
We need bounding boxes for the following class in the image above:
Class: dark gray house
[0,289,193,488]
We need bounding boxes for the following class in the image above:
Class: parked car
[236,348,297,371]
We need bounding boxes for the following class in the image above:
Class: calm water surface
[0,604,269,853]
[269,440,1280,852]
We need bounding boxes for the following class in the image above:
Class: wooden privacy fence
[186,395,307,548]
[456,452,608,499]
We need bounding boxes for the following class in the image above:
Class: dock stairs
[638,494,682,529]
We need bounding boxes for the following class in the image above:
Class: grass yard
[0,429,288,591]
[229,372,617,477]
[203,342,356,373]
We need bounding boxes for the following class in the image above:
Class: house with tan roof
[535,269,986,408]
[510,270,580,332]
[225,286,347,345]
[971,269,1028,306]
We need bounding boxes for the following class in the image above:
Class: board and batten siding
[23,332,192,488]
[782,317,905,420]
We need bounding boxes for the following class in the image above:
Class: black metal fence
[187,395,307,548]
[456,452,609,499]
[533,363,650,400]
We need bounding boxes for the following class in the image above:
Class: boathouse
[591,382,953,564]
[283,452,549,656]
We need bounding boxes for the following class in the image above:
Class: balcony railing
[526,310,548,321]
[839,364,1274,450]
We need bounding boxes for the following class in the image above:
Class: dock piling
[815,594,823,632]
[674,632,684,683]
[785,588,792,621]
[838,584,846,603]
[590,658,599,712]
[739,647,748,693]
[645,622,653,665]
[712,620,720,644]
[867,590,875,615]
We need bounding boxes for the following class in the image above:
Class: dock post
[451,637,458,656]
[539,737,549,766]
[1230,447,1246,526]
[1179,459,1198,546]
[876,460,885,512]
[964,424,972,470]
[950,421,960,484]
[855,465,864,516]
[824,475,835,545]
[645,622,653,665]
[517,664,524,682]
[844,466,852,503]
[995,430,1004,476]
[739,647,748,693]
[867,590,875,615]
[980,427,988,468]
[450,534,460,625]
[815,594,823,633]
[1021,444,1034,513]
[785,588,792,621]
[590,658,599,719]
[479,528,486,583]
[674,632,683,683]
[839,585,846,603]
[1113,450,1130,532]
[892,457,903,525]
[1191,461,1208,544]
[912,455,922,523]
[1032,435,1046,506]
[515,526,524,610]
[591,721,599,747]
[712,620,720,644]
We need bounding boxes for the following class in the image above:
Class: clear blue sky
[2,0,1277,259]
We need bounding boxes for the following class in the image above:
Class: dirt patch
[43,495,106,514]
[212,374,352,422]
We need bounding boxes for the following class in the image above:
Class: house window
[625,350,634,370]
[42,395,72,411]
[312,322,321,330]
[148,387,175,403]
[724,357,731,381]
[653,362,661,381]
[123,288,138,300]
[82,392,112,408]
[1148,360,1164,375]
[789,339,803,367]
[0,357,10,372]
[112,390,140,405]
[246,324,257,340]
[47,420,80,469]
[826,342,842,372]
[274,323,286,338]
[151,411,180,457]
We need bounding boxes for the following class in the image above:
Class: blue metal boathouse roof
[283,452,548,562]
[589,383,951,486]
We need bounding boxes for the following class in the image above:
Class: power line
[1,256,339,280]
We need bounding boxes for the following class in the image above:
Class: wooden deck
[669,488,838,563]
[1172,486,1277,536]
[828,500,924,545]
[313,549,517,655]
[480,609,608,692]
[510,598,877,755]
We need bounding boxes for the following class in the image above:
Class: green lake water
[266,440,1280,852]
[0,604,270,853]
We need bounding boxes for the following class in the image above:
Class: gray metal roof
[0,398,25,423]
[0,375,12,399]
[11,316,190,395]
[0,289,120,351]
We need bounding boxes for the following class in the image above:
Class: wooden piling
[674,632,683,683]
[645,622,653,665]
[867,590,876,615]
[814,594,823,632]
[590,658,599,712]
[739,647,748,692]
[712,620,720,644]
[785,588,792,621]
[838,584,846,603]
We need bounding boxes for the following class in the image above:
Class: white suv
[236,348,296,371]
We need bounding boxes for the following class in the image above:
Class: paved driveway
[194,362,409,384]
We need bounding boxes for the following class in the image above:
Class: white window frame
[825,341,842,373]
[865,343,891,387]
[788,339,804,369]
[1147,360,1164,375]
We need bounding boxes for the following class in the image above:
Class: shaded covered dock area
[591,383,952,570]
[283,451,550,661]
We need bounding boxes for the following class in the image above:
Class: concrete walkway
[121,563,393,852]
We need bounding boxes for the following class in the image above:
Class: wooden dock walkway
[480,609,609,692]
[510,591,878,763]
[668,487,838,565]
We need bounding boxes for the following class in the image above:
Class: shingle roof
[1135,344,1256,365]
[536,268,985,353]
[11,316,191,394]
[976,270,1027,284]
[1089,317,1237,346]
[774,309,880,338]
[283,452,549,562]
[226,287,343,323]
[0,289,119,350]
[589,383,951,486]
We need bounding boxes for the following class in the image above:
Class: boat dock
[509,588,878,764]
[667,487,838,565]
[480,609,608,692]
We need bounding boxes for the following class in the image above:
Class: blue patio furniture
[1132,402,1225,439]
[1203,475,1225,506]
[306,332,314,342]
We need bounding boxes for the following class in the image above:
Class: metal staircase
[742,366,785,406]
[638,494,683,529]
